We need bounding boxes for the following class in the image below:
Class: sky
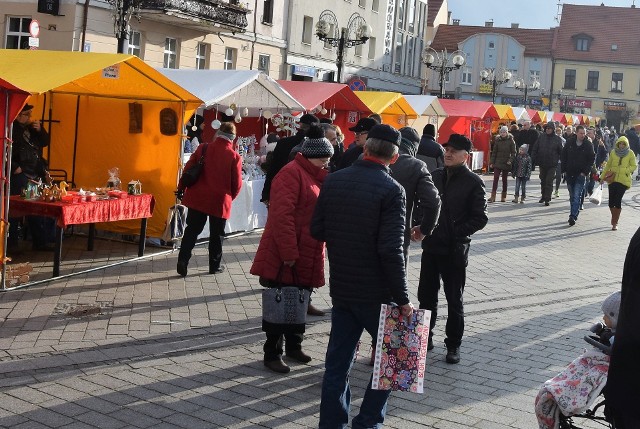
[447,0,638,29]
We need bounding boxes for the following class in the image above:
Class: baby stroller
[536,324,616,429]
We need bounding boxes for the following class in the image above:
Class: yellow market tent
[0,49,202,239]
[354,91,418,129]
[490,104,516,132]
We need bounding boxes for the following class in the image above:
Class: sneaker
[285,350,312,364]
[568,216,576,226]
[264,358,290,373]
[177,260,188,277]
[446,347,460,364]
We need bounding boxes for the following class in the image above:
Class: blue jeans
[319,299,391,429]
[514,178,528,197]
[566,174,586,219]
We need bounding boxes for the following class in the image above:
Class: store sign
[384,0,396,55]
[604,100,626,111]
[478,83,493,94]
[560,99,592,108]
[292,65,316,78]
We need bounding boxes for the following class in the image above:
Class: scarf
[615,145,630,162]
[216,130,236,141]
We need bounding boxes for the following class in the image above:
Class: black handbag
[261,266,311,334]
[180,143,208,187]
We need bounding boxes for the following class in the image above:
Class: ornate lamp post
[480,68,512,103]
[513,77,541,108]
[315,11,372,83]
[421,48,465,98]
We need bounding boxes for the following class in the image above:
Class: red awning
[276,80,371,113]
[438,99,498,120]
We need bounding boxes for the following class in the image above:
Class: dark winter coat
[625,128,640,157]
[607,227,640,421]
[561,136,595,178]
[310,159,409,306]
[250,153,327,288]
[490,134,516,171]
[511,154,532,180]
[11,121,50,178]
[337,144,363,170]
[180,136,242,219]
[515,127,539,151]
[261,130,305,201]
[422,164,488,255]
[531,132,563,168]
[417,134,445,172]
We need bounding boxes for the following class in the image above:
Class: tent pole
[71,96,80,187]
[1,90,9,291]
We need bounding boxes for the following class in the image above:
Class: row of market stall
[0,50,601,283]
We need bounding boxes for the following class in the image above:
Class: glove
[175,189,184,200]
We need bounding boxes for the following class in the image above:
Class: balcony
[139,0,249,33]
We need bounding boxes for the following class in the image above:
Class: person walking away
[488,126,516,202]
[251,125,333,374]
[511,144,532,203]
[553,125,566,198]
[532,121,563,206]
[625,126,640,179]
[417,134,488,364]
[312,124,414,428]
[561,125,595,226]
[599,136,637,230]
[417,123,445,173]
[595,135,609,169]
[176,122,242,276]
[337,117,378,170]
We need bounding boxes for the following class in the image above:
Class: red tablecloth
[9,194,155,227]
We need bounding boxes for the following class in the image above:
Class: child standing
[511,144,532,203]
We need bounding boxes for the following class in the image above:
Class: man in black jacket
[515,120,539,153]
[417,123,445,172]
[417,134,488,365]
[561,125,595,226]
[336,117,377,170]
[312,124,414,429]
[261,113,318,205]
[531,122,563,205]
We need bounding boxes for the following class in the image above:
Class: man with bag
[311,124,414,429]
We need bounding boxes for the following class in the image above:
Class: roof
[354,92,417,119]
[403,95,447,117]
[438,99,499,120]
[431,25,555,58]
[276,81,371,113]
[554,3,640,65]
[427,0,445,26]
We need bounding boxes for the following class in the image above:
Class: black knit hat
[423,123,436,137]
[300,124,334,159]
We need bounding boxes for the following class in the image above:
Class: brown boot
[488,192,496,203]
[611,208,621,230]
[501,191,507,202]
[512,195,519,203]
[264,358,290,373]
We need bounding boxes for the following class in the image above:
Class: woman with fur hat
[251,124,333,374]
[489,125,516,202]
[600,136,637,230]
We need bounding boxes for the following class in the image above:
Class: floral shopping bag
[371,304,431,393]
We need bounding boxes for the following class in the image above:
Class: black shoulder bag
[180,143,208,188]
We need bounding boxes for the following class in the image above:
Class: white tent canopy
[403,95,448,117]
[512,107,531,123]
[158,69,304,114]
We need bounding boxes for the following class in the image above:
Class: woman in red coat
[251,125,333,374]
[177,122,242,276]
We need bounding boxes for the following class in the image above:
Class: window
[196,43,208,70]
[611,72,623,92]
[258,54,270,74]
[128,31,142,57]
[372,0,379,11]
[405,37,414,75]
[611,44,618,51]
[5,16,31,49]
[302,16,313,44]
[262,0,274,24]
[407,0,416,32]
[563,69,576,89]
[163,38,178,69]
[587,70,599,90]
[359,0,366,7]
[394,32,403,73]
[398,0,405,29]
[224,47,236,70]
[529,70,540,82]
[488,41,495,49]
[576,38,590,51]
[324,23,335,49]
[368,36,376,59]
[461,67,472,85]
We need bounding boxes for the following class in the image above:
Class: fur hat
[300,124,334,159]
[602,291,621,329]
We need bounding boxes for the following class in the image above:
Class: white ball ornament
[242,107,249,117]
[211,119,222,129]
[191,125,198,131]
[263,110,273,119]
[225,107,234,116]
[321,108,328,115]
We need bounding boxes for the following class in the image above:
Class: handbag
[161,204,187,243]
[602,170,615,185]
[180,143,208,187]
[589,185,603,205]
[261,266,310,334]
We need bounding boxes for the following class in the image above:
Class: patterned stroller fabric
[535,349,610,429]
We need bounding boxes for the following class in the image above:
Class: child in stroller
[535,291,621,429]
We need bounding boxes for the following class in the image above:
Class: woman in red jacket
[177,122,243,276]
[251,125,333,374]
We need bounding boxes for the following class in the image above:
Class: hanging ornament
[331,112,337,120]
[321,107,328,115]
[241,107,249,117]
[230,103,238,110]
[234,113,242,123]
[191,125,198,131]
[263,110,273,119]
[211,119,222,129]
[224,107,234,116]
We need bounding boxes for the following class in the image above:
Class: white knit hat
[602,291,621,329]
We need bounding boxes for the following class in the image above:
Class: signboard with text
[604,100,626,111]
[560,99,592,108]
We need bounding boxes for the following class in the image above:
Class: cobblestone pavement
[0,177,638,428]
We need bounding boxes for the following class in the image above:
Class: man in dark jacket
[417,134,488,365]
[531,121,564,205]
[390,127,441,264]
[417,123,445,172]
[625,127,640,176]
[261,113,318,205]
[561,125,595,226]
[607,227,640,428]
[515,120,539,153]
[336,117,377,170]
[312,124,414,429]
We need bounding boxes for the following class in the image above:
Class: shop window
[5,16,31,49]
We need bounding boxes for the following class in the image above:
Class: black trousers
[264,332,303,361]
[417,250,467,349]
[538,166,556,202]
[608,182,627,208]
[177,207,226,271]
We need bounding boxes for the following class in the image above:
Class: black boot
[446,347,460,364]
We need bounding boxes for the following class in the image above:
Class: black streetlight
[315,11,372,84]
[480,68,512,103]
[513,77,541,108]
[421,48,466,98]
[108,0,141,53]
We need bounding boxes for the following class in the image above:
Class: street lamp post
[315,11,372,84]
[513,77,541,108]
[480,68,512,103]
[421,48,466,98]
